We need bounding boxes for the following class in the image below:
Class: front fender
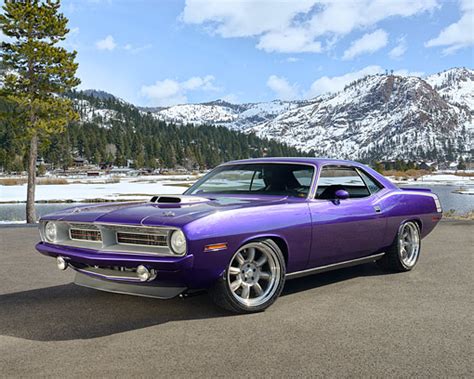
[184,201,312,288]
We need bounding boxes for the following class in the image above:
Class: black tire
[377,221,421,272]
[209,239,286,313]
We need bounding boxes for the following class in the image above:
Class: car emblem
[162,211,175,217]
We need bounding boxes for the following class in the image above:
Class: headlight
[169,230,186,255]
[44,221,58,242]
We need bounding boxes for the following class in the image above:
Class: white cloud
[95,35,116,51]
[425,0,474,54]
[267,75,299,100]
[141,75,219,106]
[308,65,383,96]
[307,65,424,97]
[181,0,315,38]
[124,43,152,54]
[286,57,301,63]
[257,28,322,53]
[181,0,438,54]
[342,29,388,60]
[96,35,151,54]
[392,69,425,77]
[182,75,219,91]
[389,36,407,59]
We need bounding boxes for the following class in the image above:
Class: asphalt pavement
[0,221,472,377]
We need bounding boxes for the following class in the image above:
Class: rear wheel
[210,239,286,313]
[378,221,421,272]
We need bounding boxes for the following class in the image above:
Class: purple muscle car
[36,158,442,313]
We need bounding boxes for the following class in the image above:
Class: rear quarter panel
[377,189,441,248]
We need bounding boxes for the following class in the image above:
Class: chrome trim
[312,163,383,201]
[115,230,168,248]
[354,167,384,195]
[38,220,185,256]
[72,265,157,283]
[286,253,385,279]
[185,160,319,200]
[150,195,210,204]
[74,271,187,299]
[69,226,102,243]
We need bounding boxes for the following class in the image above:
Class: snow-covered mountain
[148,99,304,131]
[252,70,472,160]
[426,67,474,113]
[146,67,472,161]
[75,67,472,161]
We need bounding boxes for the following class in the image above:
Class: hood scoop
[150,195,211,204]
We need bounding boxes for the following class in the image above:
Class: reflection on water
[0,185,472,222]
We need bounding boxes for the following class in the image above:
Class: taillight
[433,195,442,213]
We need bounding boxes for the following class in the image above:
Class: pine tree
[1,0,80,222]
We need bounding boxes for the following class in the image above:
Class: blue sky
[2,0,474,106]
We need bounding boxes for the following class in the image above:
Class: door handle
[374,205,382,213]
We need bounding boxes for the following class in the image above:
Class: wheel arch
[402,217,423,232]
[239,234,289,265]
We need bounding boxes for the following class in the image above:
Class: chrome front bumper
[74,271,187,299]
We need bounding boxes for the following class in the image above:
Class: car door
[307,165,386,267]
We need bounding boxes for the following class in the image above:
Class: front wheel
[210,239,286,313]
[377,221,421,272]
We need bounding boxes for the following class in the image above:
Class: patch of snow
[0,177,193,203]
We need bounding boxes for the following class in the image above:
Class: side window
[316,166,370,199]
[249,170,265,191]
[357,169,383,194]
[293,168,313,187]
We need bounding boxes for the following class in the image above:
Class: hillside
[147,99,304,131]
[150,67,473,162]
[252,72,471,161]
[0,92,303,172]
[1,68,472,172]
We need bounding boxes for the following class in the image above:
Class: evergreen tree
[1,0,80,222]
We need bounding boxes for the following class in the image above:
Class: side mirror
[335,189,349,200]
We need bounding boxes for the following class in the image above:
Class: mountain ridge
[78,67,473,162]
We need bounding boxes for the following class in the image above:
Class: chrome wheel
[227,242,282,307]
[398,222,420,268]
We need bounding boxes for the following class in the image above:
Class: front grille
[116,232,167,247]
[70,225,102,242]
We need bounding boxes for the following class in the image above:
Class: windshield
[185,163,314,198]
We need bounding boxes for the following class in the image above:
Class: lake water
[399,184,473,213]
[0,185,472,223]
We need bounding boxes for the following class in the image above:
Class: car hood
[40,195,300,227]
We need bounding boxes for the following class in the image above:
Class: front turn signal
[204,242,228,252]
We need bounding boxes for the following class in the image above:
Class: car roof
[223,157,364,167]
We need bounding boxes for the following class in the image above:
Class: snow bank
[391,174,474,187]
[0,177,191,203]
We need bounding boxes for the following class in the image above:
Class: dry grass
[382,169,431,179]
[37,178,68,185]
[163,182,193,188]
[0,177,68,186]
[0,178,27,186]
[453,172,474,177]
[70,178,120,184]
[443,210,474,220]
